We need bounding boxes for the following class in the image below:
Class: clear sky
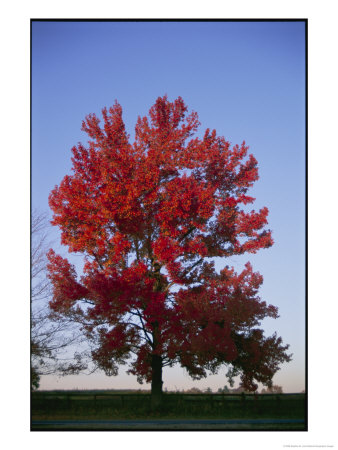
[32,20,306,393]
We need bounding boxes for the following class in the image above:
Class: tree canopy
[47,95,291,405]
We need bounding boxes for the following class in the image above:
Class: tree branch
[181,257,204,278]
[178,226,196,242]
[131,309,154,347]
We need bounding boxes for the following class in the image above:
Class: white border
[2,0,337,448]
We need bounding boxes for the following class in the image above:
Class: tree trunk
[151,354,163,410]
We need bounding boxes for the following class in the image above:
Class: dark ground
[31,391,307,431]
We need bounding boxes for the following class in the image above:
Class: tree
[186,387,202,394]
[261,384,283,394]
[218,385,229,394]
[47,95,291,408]
[31,210,87,389]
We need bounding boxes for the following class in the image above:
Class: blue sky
[32,20,306,392]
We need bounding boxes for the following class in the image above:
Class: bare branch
[31,209,89,387]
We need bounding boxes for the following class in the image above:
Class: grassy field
[32,390,306,430]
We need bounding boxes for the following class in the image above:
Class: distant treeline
[36,385,305,395]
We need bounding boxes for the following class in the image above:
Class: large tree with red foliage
[47,96,291,408]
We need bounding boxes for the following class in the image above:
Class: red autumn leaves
[47,95,290,391]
